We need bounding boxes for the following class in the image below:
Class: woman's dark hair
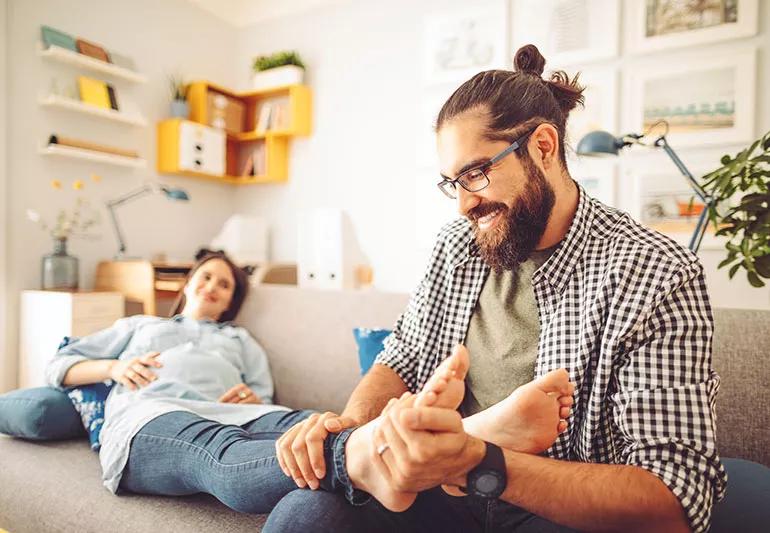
[436,44,585,167]
[169,250,250,323]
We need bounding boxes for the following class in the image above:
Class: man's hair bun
[513,44,546,77]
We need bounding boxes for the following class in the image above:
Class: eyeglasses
[437,127,537,199]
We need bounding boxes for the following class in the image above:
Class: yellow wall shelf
[157,81,311,185]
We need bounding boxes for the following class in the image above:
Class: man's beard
[467,156,556,272]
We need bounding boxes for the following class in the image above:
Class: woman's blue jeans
[119,409,356,514]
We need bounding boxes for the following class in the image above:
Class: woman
[45,252,324,512]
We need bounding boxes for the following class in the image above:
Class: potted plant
[251,50,305,90]
[169,75,189,118]
[27,177,101,290]
[701,129,770,287]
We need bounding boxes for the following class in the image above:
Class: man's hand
[371,397,486,493]
[218,383,261,404]
[275,412,359,490]
[108,352,162,390]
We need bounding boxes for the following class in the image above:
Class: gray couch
[1,286,768,532]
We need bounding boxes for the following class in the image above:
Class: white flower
[26,209,41,222]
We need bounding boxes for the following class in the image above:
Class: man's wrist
[448,435,486,487]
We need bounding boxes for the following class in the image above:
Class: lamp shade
[576,131,622,157]
[160,186,189,201]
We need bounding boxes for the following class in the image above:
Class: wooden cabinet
[157,81,311,185]
[18,290,124,388]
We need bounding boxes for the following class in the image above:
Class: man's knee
[264,489,360,533]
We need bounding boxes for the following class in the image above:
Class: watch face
[476,473,499,494]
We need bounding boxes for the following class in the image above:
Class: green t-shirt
[460,245,557,417]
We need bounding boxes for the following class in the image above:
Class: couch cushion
[712,308,770,466]
[0,435,266,532]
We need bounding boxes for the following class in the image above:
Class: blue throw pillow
[57,335,113,451]
[0,386,85,440]
[353,328,392,375]
[66,382,112,451]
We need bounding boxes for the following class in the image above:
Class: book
[78,77,111,109]
[256,104,272,132]
[107,85,119,111]
[41,26,77,52]
[241,154,254,177]
[76,38,111,63]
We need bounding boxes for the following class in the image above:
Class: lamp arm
[106,184,154,208]
[107,203,127,258]
[654,136,708,201]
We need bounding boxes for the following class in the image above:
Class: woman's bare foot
[463,369,575,454]
[343,345,470,511]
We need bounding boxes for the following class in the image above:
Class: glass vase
[41,238,79,290]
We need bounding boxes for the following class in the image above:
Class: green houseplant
[701,129,770,287]
[168,75,189,118]
[251,50,305,90]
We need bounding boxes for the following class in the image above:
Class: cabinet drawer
[72,316,120,338]
[72,293,124,322]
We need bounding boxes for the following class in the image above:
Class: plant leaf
[747,271,765,287]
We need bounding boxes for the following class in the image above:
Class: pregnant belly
[146,344,242,401]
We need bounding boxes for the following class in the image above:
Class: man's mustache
[467,202,508,223]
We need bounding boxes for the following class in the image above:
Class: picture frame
[623,47,756,148]
[620,150,733,250]
[423,0,508,86]
[626,0,759,55]
[510,0,619,67]
[568,155,618,207]
[565,65,618,151]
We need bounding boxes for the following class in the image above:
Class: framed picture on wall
[623,47,756,148]
[510,0,619,67]
[568,155,617,207]
[626,0,759,55]
[565,65,618,151]
[620,150,733,250]
[423,0,508,86]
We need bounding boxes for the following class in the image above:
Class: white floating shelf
[38,44,147,84]
[39,144,147,168]
[39,95,147,126]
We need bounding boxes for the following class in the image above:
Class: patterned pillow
[352,328,392,375]
[66,382,112,451]
[58,336,113,451]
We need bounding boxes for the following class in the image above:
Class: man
[266,45,726,532]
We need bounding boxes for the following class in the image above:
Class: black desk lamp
[107,183,190,259]
[577,121,712,252]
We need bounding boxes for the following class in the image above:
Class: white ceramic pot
[252,65,305,90]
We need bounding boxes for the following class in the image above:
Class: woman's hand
[108,351,163,390]
[219,383,262,404]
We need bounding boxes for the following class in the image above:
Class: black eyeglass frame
[437,126,538,199]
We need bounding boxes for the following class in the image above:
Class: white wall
[0,0,9,389]
[233,0,770,308]
[1,0,240,392]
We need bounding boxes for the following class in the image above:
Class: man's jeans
[119,409,359,513]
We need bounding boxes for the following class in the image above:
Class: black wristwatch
[464,441,507,499]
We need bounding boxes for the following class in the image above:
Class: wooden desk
[95,260,297,316]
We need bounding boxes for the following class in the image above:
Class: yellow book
[78,76,111,109]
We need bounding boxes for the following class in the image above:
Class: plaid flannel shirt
[375,184,726,532]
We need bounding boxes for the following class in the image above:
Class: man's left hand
[371,397,486,492]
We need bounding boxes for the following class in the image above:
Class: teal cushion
[0,386,85,440]
[353,328,391,375]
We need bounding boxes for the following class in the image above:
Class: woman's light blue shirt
[45,314,289,493]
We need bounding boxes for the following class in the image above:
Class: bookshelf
[38,44,147,84]
[39,94,147,126]
[157,81,311,185]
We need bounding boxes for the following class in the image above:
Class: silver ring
[238,391,248,399]
[376,443,390,456]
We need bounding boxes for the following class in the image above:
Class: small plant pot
[170,100,189,118]
[252,65,304,90]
